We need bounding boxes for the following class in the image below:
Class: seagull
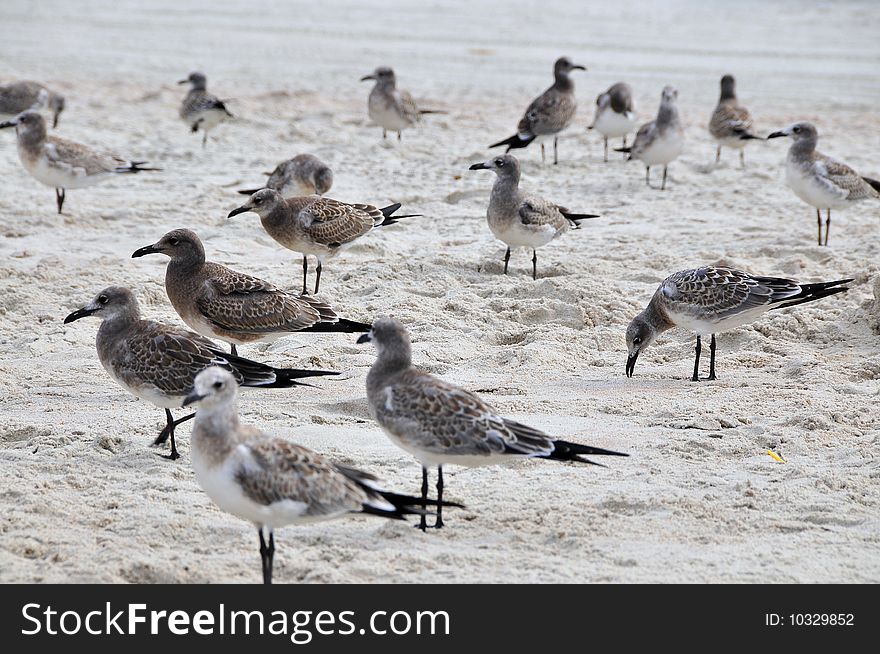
[183,366,459,583]
[625,266,852,381]
[237,154,333,197]
[616,85,684,190]
[132,228,371,356]
[708,75,761,167]
[358,317,627,531]
[768,122,880,246]
[63,287,337,460]
[0,111,158,213]
[0,80,65,127]
[587,82,637,162]
[490,57,586,165]
[178,72,233,148]
[228,189,419,295]
[360,67,444,140]
[468,154,600,279]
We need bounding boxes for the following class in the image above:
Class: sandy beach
[1,0,878,583]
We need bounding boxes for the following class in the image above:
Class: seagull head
[625,314,659,378]
[183,366,238,409]
[555,57,586,75]
[0,110,46,138]
[468,154,520,179]
[767,122,817,143]
[661,85,678,104]
[48,93,65,128]
[132,228,205,263]
[361,67,395,86]
[356,316,411,365]
[63,286,138,325]
[228,188,284,219]
[179,72,207,90]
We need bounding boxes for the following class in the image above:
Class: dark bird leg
[314,262,322,294]
[532,249,538,280]
[661,166,668,191]
[434,465,444,529]
[691,335,702,382]
[259,529,275,585]
[824,209,831,246]
[603,136,608,163]
[154,409,194,460]
[202,131,208,148]
[739,149,745,169]
[553,136,559,165]
[645,166,651,187]
[707,334,717,381]
[503,246,511,275]
[816,209,822,245]
[715,146,721,164]
[301,256,309,295]
[55,188,65,214]
[397,131,401,141]
[418,466,429,532]
[382,129,387,139]
[230,344,238,357]
[541,143,546,164]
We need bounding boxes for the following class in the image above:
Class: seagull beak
[360,74,376,82]
[227,206,250,218]
[177,79,189,85]
[0,119,17,129]
[182,390,206,407]
[468,162,489,171]
[356,333,372,345]
[766,131,786,139]
[625,352,639,378]
[63,306,98,324]
[571,64,587,71]
[52,113,60,128]
[131,243,160,258]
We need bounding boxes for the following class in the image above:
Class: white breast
[593,108,637,139]
[785,159,849,210]
[23,145,107,189]
[368,94,411,131]
[637,131,684,166]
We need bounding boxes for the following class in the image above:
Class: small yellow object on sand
[767,450,785,463]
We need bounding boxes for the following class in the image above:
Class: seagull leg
[532,249,538,280]
[417,466,428,532]
[55,188,65,214]
[314,263,322,294]
[503,247,511,275]
[155,409,193,460]
[707,334,717,381]
[202,131,208,148]
[645,166,651,187]
[382,129,387,139]
[541,143,545,164]
[739,149,745,169]
[715,146,721,164]
[603,137,608,162]
[259,528,275,585]
[230,344,238,357]
[825,209,831,246]
[691,335,702,382]
[661,166,668,191]
[553,137,559,165]
[301,256,309,295]
[397,131,401,141]
[434,465,444,529]
[816,209,822,245]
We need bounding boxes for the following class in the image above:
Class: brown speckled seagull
[228,189,419,294]
[0,80,65,127]
[63,287,338,460]
[708,75,761,167]
[237,154,333,197]
[132,228,371,355]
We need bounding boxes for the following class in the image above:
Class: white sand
[1,0,878,583]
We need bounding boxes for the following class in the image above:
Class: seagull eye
[633,337,642,345]
[98,295,108,305]
[168,237,179,246]
[792,126,801,134]
[212,381,223,390]
[495,159,504,167]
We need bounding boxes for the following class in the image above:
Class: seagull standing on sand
[132,228,371,356]
[625,266,852,381]
[708,75,760,167]
[228,189,419,295]
[358,318,627,531]
[490,57,586,165]
[469,154,600,279]
[178,72,233,148]
[360,67,444,140]
[183,366,458,584]
[237,154,333,197]
[63,287,337,460]
[587,82,637,162]
[617,86,684,190]
[768,122,880,246]
[0,111,157,213]
[0,80,65,127]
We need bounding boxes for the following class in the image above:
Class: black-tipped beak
[767,131,785,139]
[468,163,488,171]
[177,79,189,85]
[360,75,376,82]
[182,391,205,407]
[227,206,250,218]
[64,307,97,324]
[131,244,159,258]
[625,352,639,378]
[571,64,587,71]
[0,119,16,129]
[356,333,372,345]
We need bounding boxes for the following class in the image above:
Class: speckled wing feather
[235,439,368,515]
[660,267,801,320]
[296,197,381,246]
[180,89,229,118]
[517,196,566,229]
[630,121,658,158]
[45,136,127,175]
[518,87,576,137]
[817,156,880,201]
[374,369,555,458]
[396,89,422,124]
[196,263,324,334]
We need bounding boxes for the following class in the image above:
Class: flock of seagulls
[2,57,876,584]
